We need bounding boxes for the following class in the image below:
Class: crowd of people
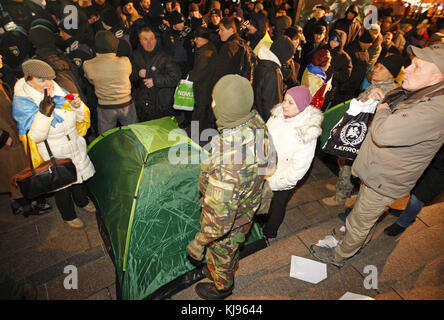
[1,0,444,300]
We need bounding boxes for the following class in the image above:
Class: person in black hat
[166,11,193,77]
[331,4,362,47]
[188,27,217,135]
[245,12,272,54]
[29,24,86,102]
[100,8,133,58]
[299,24,327,81]
[341,29,374,100]
[303,5,329,47]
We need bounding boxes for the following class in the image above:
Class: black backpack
[233,38,257,83]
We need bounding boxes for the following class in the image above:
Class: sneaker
[195,282,233,300]
[325,183,336,192]
[31,199,52,212]
[64,218,84,229]
[309,244,345,268]
[322,196,344,207]
[384,222,406,237]
[81,201,96,214]
[332,226,346,242]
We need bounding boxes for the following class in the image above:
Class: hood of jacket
[269,104,323,144]
[346,4,359,18]
[258,44,281,67]
[330,29,347,52]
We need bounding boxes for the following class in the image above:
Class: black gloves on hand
[39,89,55,117]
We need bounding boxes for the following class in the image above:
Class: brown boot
[195,282,233,300]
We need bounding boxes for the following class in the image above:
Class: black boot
[384,222,406,236]
[195,282,233,300]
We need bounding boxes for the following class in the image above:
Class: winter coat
[327,30,353,98]
[0,81,28,198]
[83,53,132,106]
[344,41,370,97]
[331,5,362,47]
[212,33,246,84]
[33,48,86,103]
[252,45,283,122]
[131,43,181,121]
[352,81,444,199]
[12,78,95,188]
[266,104,323,191]
[188,41,217,131]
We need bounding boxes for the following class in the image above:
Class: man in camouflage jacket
[187,74,276,300]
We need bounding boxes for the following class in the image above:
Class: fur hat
[22,59,56,80]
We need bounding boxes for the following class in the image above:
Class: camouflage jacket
[196,110,277,245]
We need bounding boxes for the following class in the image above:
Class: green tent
[86,117,265,300]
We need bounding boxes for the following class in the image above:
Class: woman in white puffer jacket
[263,85,324,238]
[13,60,95,229]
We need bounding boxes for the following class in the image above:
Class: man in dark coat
[326,29,353,107]
[303,5,329,46]
[331,4,362,47]
[1,0,52,31]
[131,26,181,122]
[343,30,373,100]
[253,35,295,122]
[188,27,217,136]
[212,16,249,84]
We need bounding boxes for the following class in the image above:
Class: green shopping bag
[173,76,195,111]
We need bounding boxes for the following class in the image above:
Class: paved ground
[1,157,443,300]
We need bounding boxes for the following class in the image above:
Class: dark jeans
[262,189,294,238]
[54,183,89,221]
[396,194,424,228]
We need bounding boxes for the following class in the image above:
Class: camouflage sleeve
[194,165,240,246]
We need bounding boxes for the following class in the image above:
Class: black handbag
[11,134,77,199]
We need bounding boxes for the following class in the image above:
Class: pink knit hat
[285,86,312,112]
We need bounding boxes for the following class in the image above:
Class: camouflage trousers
[334,159,354,205]
[205,222,253,291]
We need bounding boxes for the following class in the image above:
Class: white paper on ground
[339,292,375,300]
[289,255,327,284]
[316,235,339,248]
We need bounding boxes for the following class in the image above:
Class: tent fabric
[86,117,266,300]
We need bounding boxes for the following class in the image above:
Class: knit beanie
[193,26,210,40]
[312,49,331,67]
[378,55,404,78]
[270,35,296,65]
[29,25,56,49]
[22,59,56,80]
[273,15,292,34]
[30,18,59,34]
[285,86,312,113]
[212,74,254,129]
[95,30,119,53]
[169,11,185,26]
[101,8,120,27]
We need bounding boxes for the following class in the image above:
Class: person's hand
[5,137,12,147]
[376,102,390,112]
[139,68,147,78]
[144,78,154,88]
[70,93,81,108]
[186,239,205,262]
[368,88,386,101]
[39,88,55,117]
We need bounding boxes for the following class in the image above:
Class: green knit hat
[212,75,254,130]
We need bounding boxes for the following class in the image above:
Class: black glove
[39,88,55,117]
